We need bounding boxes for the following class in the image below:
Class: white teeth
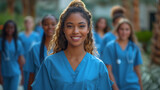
[72,37,80,39]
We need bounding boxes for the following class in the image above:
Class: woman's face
[6,23,15,36]
[64,12,89,47]
[97,18,106,30]
[24,19,34,30]
[42,17,57,37]
[118,23,131,41]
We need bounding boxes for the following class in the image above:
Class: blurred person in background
[100,5,126,58]
[0,20,25,90]
[102,19,143,90]
[93,17,110,54]
[18,16,39,90]
[27,15,57,90]
[34,20,44,40]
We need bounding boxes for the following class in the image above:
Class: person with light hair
[102,18,143,90]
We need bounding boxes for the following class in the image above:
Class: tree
[151,0,160,65]
[133,0,140,31]
[22,0,36,17]
[7,0,15,15]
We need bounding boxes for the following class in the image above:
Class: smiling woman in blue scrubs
[31,0,112,90]
[18,16,39,90]
[0,20,25,90]
[102,19,143,90]
[27,15,57,89]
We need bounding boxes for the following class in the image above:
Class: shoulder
[31,42,41,48]
[30,42,41,50]
[106,40,116,48]
[103,32,112,38]
[43,51,63,65]
[129,41,140,51]
[32,31,39,36]
[86,53,105,66]
[19,32,24,36]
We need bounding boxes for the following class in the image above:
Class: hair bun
[68,0,85,8]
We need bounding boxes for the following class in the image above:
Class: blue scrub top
[27,42,51,75]
[93,31,103,54]
[35,25,44,39]
[0,38,24,77]
[18,31,39,71]
[99,32,116,57]
[102,40,143,90]
[32,51,113,90]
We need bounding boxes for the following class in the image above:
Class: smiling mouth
[71,36,81,41]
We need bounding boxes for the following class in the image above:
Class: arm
[28,73,35,90]
[106,65,119,90]
[18,55,25,85]
[134,65,143,90]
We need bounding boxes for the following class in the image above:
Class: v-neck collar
[62,51,88,74]
[115,41,131,52]
[24,31,33,38]
[6,39,13,45]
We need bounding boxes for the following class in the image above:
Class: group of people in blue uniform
[0,0,143,90]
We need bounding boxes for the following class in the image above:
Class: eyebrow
[66,22,86,25]
[66,22,73,25]
[79,22,86,24]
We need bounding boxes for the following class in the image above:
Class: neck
[97,29,104,37]
[117,39,129,45]
[64,44,86,58]
[45,36,52,49]
[25,29,32,33]
[6,35,13,42]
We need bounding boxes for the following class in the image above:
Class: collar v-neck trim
[62,51,88,74]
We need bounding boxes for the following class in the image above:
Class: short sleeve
[134,47,143,66]
[31,60,54,90]
[17,40,24,56]
[98,62,113,90]
[101,45,112,65]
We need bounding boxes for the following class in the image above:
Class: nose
[48,24,52,29]
[73,27,79,34]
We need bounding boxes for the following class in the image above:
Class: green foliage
[135,31,152,43]
[0,11,25,32]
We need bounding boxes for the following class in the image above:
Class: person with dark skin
[31,0,112,90]
[0,20,25,90]
[27,15,57,90]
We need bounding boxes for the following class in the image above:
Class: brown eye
[79,25,85,28]
[67,25,73,28]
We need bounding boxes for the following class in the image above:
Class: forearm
[28,73,35,90]
[106,65,119,90]
[134,65,143,90]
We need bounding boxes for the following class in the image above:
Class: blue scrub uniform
[35,25,44,39]
[99,32,116,58]
[18,31,39,90]
[27,42,51,76]
[32,51,113,90]
[93,31,103,54]
[0,38,24,90]
[102,40,143,90]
